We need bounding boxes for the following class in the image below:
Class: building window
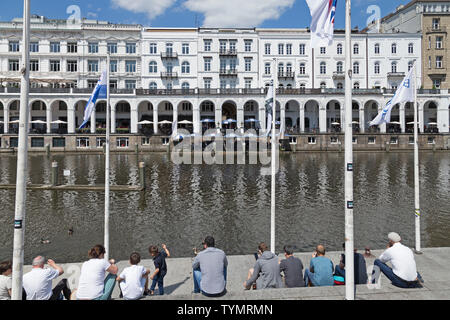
[278,43,284,55]
[245,40,252,52]
[436,56,443,69]
[204,40,211,52]
[149,43,157,54]
[125,80,136,89]
[427,137,435,144]
[87,80,97,89]
[374,43,380,54]
[52,137,65,148]
[149,82,157,90]
[203,78,211,89]
[31,137,44,148]
[181,61,190,74]
[265,43,271,55]
[408,43,414,54]
[286,44,292,55]
[149,61,157,73]
[182,43,189,54]
[353,82,360,89]
[125,60,136,73]
[88,60,99,72]
[429,56,432,69]
[408,61,414,72]
[353,44,359,55]
[330,136,339,144]
[30,60,39,72]
[390,137,398,145]
[29,42,39,52]
[77,137,90,148]
[374,62,380,74]
[265,63,271,75]
[320,82,326,89]
[432,18,440,30]
[165,43,173,54]
[299,63,306,75]
[107,43,117,54]
[391,43,397,54]
[202,58,211,72]
[126,42,136,54]
[142,137,150,146]
[181,82,190,91]
[67,42,77,53]
[320,47,326,54]
[337,83,343,89]
[299,44,305,55]
[245,78,252,89]
[353,62,359,75]
[117,137,129,148]
[50,60,60,72]
[50,42,60,53]
[436,36,443,49]
[67,60,78,72]
[352,137,357,144]
[433,79,441,89]
[278,63,284,75]
[245,58,252,72]
[289,137,297,144]
[88,42,99,53]
[337,43,343,55]
[9,41,19,52]
[409,136,414,144]
[110,60,118,73]
[220,79,226,89]
[9,59,19,71]
[320,62,326,74]
[162,137,170,145]
[337,61,343,73]
[308,137,316,144]
[368,136,376,144]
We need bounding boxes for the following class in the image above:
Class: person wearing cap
[192,236,228,297]
[374,232,423,288]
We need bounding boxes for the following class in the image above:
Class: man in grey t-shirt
[279,245,305,288]
[192,236,228,297]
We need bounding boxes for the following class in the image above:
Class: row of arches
[0,98,444,135]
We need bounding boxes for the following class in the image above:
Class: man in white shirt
[374,232,423,288]
[0,260,12,300]
[22,256,72,300]
[117,252,150,300]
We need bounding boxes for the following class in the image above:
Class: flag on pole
[370,64,415,126]
[306,0,338,48]
[79,70,108,129]
[265,80,274,136]
[171,119,178,139]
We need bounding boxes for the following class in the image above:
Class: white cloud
[183,0,295,27]
[87,12,98,18]
[111,0,176,19]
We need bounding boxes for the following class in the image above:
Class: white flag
[370,64,415,126]
[79,70,107,129]
[265,80,274,137]
[306,0,338,48]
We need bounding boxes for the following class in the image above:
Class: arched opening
[177,101,194,133]
[0,101,3,133]
[138,101,154,135]
[157,101,173,135]
[49,100,68,134]
[74,100,89,132]
[285,100,300,133]
[352,100,360,133]
[304,100,319,133]
[364,100,379,133]
[222,101,237,129]
[326,100,341,132]
[424,101,438,133]
[405,102,415,133]
[115,101,131,133]
[200,100,215,132]
[387,104,401,133]
[94,101,107,133]
[30,100,47,134]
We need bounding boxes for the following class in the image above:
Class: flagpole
[104,53,111,260]
[413,62,421,253]
[11,0,30,300]
[270,57,277,253]
[344,0,355,300]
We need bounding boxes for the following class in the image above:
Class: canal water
[0,152,448,263]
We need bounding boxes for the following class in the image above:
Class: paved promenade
[22,247,450,300]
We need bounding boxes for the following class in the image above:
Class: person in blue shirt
[304,245,334,287]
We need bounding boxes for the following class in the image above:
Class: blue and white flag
[306,0,338,48]
[79,70,108,129]
[370,64,415,126]
[265,80,274,137]
[171,119,178,138]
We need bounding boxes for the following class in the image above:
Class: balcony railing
[219,69,238,76]
[219,49,237,56]
[136,89,196,95]
[278,72,295,79]
[160,52,178,59]
[29,87,71,93]
[160,72,178,79]
[426,26,447,33]
[387,72,405,78]
[332,71,345,80]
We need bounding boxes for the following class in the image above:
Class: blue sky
[0,0,411,29]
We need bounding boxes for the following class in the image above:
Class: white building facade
[0,16,449,138]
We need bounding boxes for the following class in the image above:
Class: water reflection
[0,152,448,263]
